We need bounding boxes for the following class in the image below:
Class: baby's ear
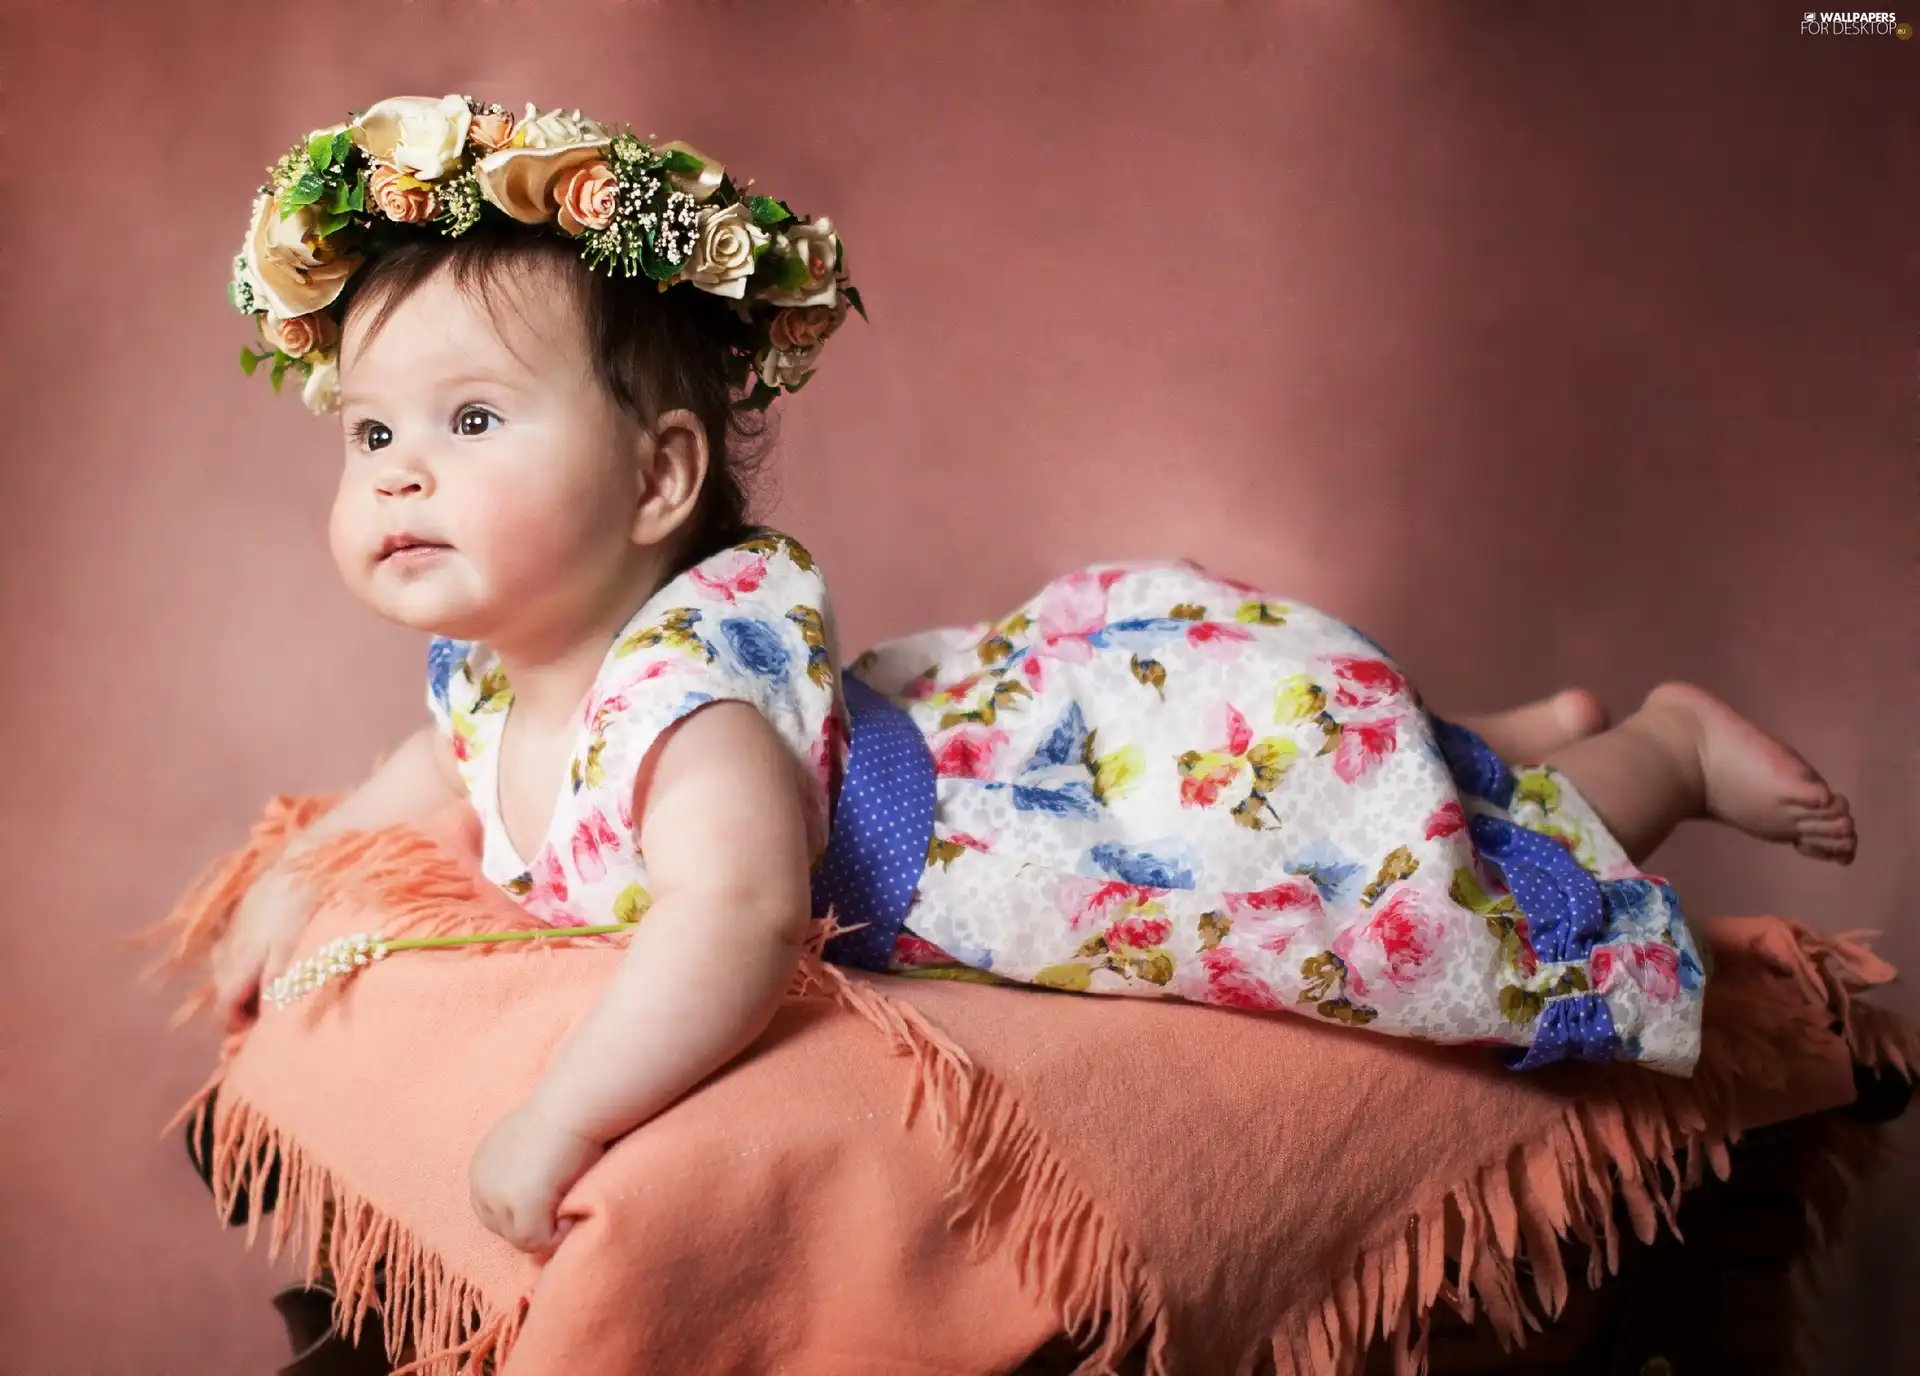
[630,408,710,546]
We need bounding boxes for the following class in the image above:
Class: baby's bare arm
[212,724,468,1027]
[468,702,811,1250]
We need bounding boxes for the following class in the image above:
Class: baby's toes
[1780,774,1836,813]
[1794,812,1857,864]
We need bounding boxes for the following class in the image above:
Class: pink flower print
[1107,914,1172,951]
[893,933,958,967]
[1059,880,1159,932]
[1217,702,1254,756]
[1021,655,1046,692]
[930,724,1009,779]
[1332,716,1400,784]
[1424,801,1467,840]
[1224,878,1324,919]
[522,849,581,926]
[687,550,768,602]
[812,710,849,792]
[947,831,994,852]
[1590,944,1617,992]
[1184,621,1254,663]
[570,808,621,883]
[1194,945,1285,1011]
[1328,656,1408,710]
[1036,569,1126,647]
[1593,941,1681,1002]
[1223,880,1321,954]
[1333,888,1442,996]
[903,673,939,702]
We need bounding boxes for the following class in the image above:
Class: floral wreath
[230,95,865,415]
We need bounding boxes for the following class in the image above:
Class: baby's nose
[374,464,432,498]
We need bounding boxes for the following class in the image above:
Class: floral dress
[426,530,847,928]
[851,560,1707,1076]
[428,532,1707,1076]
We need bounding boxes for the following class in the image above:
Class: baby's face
[331,264,644,647]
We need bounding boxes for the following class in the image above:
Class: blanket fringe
[819,926,1912,1376]
[160,798,1916,1376]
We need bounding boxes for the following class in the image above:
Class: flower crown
[230,95,865,415]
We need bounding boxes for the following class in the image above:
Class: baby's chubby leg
[1543,682,1856,867]
[1454,688,1609,763]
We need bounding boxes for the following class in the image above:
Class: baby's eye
[351,420,394,452]
[456,406,499,438]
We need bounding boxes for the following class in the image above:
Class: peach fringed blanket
[148,797,1916,1376]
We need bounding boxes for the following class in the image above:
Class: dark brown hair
[335,221,772,570]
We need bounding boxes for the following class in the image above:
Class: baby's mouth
[379,535,453,563]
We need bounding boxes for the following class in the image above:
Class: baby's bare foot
[1644,682,1856,865]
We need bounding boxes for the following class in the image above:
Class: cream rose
[468,110,517,153]
[557,161,620,235]
[243,193,362,318]
[760,218,840,309]
[681,203,769,299]
[350,95,472,182]
[514,104,609,150]
[655,140,725,203]
[757,343,822,390]
[368,164,438,224]
[260,310,339,359]
[301,353,342,414]
[768,299,848,353]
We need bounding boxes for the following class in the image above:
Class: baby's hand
[469,1102,606,1254]
[210,865,315,1034]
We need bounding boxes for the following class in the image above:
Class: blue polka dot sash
[813,674,936,972]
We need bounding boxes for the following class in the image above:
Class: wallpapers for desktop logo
[1800,10,1912,35]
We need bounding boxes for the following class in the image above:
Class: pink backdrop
[1,3,1910,1370]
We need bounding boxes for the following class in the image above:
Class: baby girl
[211,96,1857,1254]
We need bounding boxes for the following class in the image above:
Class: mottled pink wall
[1,3,1910,1371]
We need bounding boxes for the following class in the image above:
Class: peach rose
[557,160,619,236]
[370,164,437,223]
[768,299,848,353]
[260,310,339,359]
[468,110,517,153]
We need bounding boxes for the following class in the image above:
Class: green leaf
[348,175,366,212]
[239,347,261,377]
[282,168,328,212]
[642,246,682,282]
[331,129,353,165]
[317,209,354,238]
[660,149,702,174]
[749,195,793,227]
[326,179,353,214]
[844,285,867,321]
[308,131,336,170]
[269,360,287,394]
[774,252,810,290]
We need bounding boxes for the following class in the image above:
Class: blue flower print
[427,636,469,710]
[1285,840,1363,904]
[1005,781,1101,820]
[1023,703,1088,773]
[721,617,791,684]
[1084,840,1199,890]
